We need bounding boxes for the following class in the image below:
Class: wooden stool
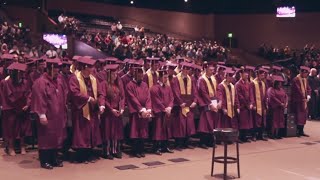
[211,128,240,180]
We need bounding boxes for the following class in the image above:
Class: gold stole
[221,80,235,118]
[297,74,307,109]
[76,71,98,121]
[146,69,159,88]
[166,75,176,86]
[70,64,76,73]
[253,78,265,116]
[177,73,191,117]
[174,67,180,74]
[201,74,216,98]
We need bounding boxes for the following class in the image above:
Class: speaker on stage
[285,113,297,137]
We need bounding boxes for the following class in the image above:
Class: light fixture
[130,0,134,4]
[184,0,188,2]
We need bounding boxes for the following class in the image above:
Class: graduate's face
[301,71,308,78]
[241,71,249,80]
[258,72,265,80]
[226,74,233,83]
[52,67,59,79]
[161,74,168,84]
[110,71,117,81]
[182,68,189,76]
[168,68,174,75]
[136,71,143,81]
[206,68,214,76]
[151,63,159,71]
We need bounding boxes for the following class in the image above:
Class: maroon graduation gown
[31,73,67,149]
[171,76,197,138]
[291,77,311,125]
[150,83,174,140]
[197,77,219,133]
[98,79,125,140]
[267,87,287,128]
[1,78,31,139]
[214,74,223,84]
[235,79,253,129]
[217,83,239,129]
[249,80,267,128]
[143,71,158,88]
[126,80,151,139]
[27,70,42,88]
[69,74,102,149]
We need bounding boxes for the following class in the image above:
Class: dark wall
[215,13,320,50]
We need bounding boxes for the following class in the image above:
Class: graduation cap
[193,64,203,71]
[128,59,144,67]
[72,55,82,61]
[158,69,168,77]
[62,60,73,67]
[180,62,193,70]
[146,57,161,65]
[272,65,282,71]
[7,62,27,72]
[163,61,178,70]
[132,67,144,73]
[105,64,119,71]
[261,65,271,70]
[300,66,310,72]
[217,65,227,71]
[1,53,15,60]
[256,68,269,74]
[224,68,235,75]
[46,58,62,68]
[176,57,185,64]
[77,57,96,67]
[273,75,284,82]
[105,57,119,64]
[245,65,255,71]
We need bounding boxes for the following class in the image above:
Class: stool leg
[211,143,216,176]
[236,142,240,178]
[224,143,228,180]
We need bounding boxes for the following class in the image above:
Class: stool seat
[211,128,240,180]
[213,128,239,142]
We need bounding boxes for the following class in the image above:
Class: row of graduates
[0,54,311,170]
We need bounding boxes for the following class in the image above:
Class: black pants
[39,149,58,165]
[133,139,144,154]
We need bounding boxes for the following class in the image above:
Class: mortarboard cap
[105,64,119,71]
[300,66,310,72]
[77,57,96,66]
[7,62,27,72]
[180,62,193,70]
[46,58,62,68]
[224,68,235,75]
[272,65,282,71]
[273,75,284,82]
[158,69,168,77]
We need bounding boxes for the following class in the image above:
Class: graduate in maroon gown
[266,65,282,88]
[99,64,125,159]
[291,66,311,137]
[235,68,253,142]
[215,65,226,84]
[1,63,31,156]
[171,62,197,149]
[31,58,67,169]
[217,68,240,129]
[27,57,46,88]
[143,57,160,88]
[121,59,143,89]
[267,75,288,139]
[249,68,268,141]
[197,65,219,148]
[69,57,102,163]
[126,67,152,158]
[150,70,174,155]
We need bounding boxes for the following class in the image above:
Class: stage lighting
[184,0,188,2]
[130,0,134,4]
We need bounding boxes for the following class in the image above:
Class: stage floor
[1,120,320,180]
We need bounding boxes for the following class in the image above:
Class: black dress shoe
[135,153,141,158]
[155,150,162,155]
[52,161,63,167]
[301,133,310,137]
[106,154,114,160]
[162,148,174,153]
[185,144,194,149]
[113,152,122,159]
[41,163,53,170]
[140,153,145,157]
[199,144,208,149]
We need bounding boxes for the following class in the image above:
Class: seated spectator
[116,21,123,31]
[46,46,58,58]
[29,46,39,58]
[9,45,20,55]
